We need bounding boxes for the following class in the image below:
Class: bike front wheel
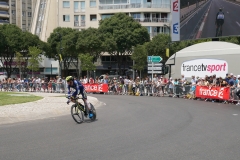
[71,104,84,124]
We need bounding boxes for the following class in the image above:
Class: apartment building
[0,0,37,31]
[30,0,172,77]
[32,0,171,42]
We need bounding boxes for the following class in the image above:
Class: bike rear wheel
[71,104,84,124]
[89,103,97,121]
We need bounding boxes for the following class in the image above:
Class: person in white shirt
[124,77,129,95]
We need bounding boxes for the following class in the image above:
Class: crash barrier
[195,86,230,100]
[83,83,108,93]
[1,82,239,104]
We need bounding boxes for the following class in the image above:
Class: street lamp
[164,24,175,79]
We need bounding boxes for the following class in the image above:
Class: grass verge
[0,92,43,106]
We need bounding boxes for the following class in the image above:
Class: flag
[166,48,169,57]
[59,54,63,62]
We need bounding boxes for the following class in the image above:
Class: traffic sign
[147,56,162,63]
[148,67,162,70]
[148,71,162,74]
[148,63,163,66]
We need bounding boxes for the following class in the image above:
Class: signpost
[147,56,163,94]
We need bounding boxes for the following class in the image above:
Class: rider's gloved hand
[67,100,70,105]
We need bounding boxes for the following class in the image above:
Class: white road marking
[199,22,205,31]
[236,21,240,27]
[233,114,238,116]
[225,0,240,7]
[227,11,229,14]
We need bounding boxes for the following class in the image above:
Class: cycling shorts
[78,85,87,99]
[216,19,224,26]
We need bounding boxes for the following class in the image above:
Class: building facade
[28,0,171,78]
[0,0,37,31]
[1,0,171,78]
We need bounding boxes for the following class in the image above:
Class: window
[80,1,85,11]
[63,1,70,8]
[74,1,79,12]
[63,15,70,22]
[90,15,97,21]
[90,1,96,7]
[22,11,26,16]
[101,14,113,20]
[74,15,79,26]
[131,13,141,19]
[28,12,32,17]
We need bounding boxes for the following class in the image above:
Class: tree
[47,27,79,77]
[76,27,103,60]
[146,34,170,60]
[20,31,43,77]
[131,43,148,78]
[27,46,43,77]
[15,52,25,79]
[98,13,150,74]
[0,24,23,78]
[79,53,96,78]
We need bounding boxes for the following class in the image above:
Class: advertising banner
[195,86,230,100]
[83,83,108,93]
[181,59,228,78]
[171,0,180,41]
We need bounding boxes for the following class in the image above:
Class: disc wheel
[89,103,97,121]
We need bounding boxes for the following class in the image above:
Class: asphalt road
[181,0,240,40]
[1,95,240,160]
[202,0,240,38]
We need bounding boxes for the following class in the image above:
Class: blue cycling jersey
[68,80,84,97]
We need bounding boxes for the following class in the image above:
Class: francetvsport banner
[195,86,230,100]
[83,83,108,93]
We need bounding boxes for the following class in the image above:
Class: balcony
[0,1,9,10]
[0,19,9,24]
[99,3,170,10]
[74,21,85,27]
[133,18,169,23]
[0,11,9,18]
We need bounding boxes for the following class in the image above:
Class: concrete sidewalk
[0,93,101,125]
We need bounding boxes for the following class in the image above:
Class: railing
[133,18,169,23]
[99,3,170,10]
[74,21,85,27]
[0,19,9,23]
[0,2,8,6]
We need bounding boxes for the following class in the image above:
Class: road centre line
[236,21,240,27]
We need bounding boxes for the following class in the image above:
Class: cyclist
[215,8,224,36]
[66,76,92,117]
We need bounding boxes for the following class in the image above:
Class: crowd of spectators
[1,73,240,105]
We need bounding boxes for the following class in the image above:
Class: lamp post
[164,24,174,79]
[57,32,62,77]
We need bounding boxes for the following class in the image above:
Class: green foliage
[27,46,43,72]
[76,27,103,59]
[146,34,169,60]
[98,13,150,74]
[79,54,96,71]
[0,24,24,77]
[15,52,24,70]
[47,27,79,76]
[219,36,239,44]
[131,44,148,71]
